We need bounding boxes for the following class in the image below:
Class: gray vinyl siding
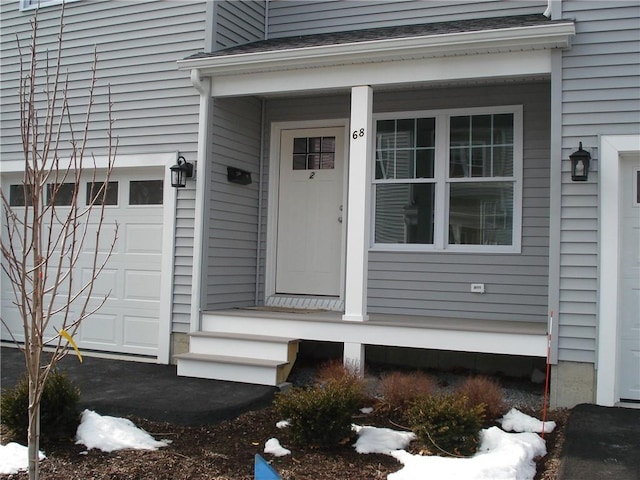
[370,82,551,322]
[261,81,550,323]
[0,0,206,334]
[206,97,263,309]
[557,1,640,363]
[213,0,266,51]
[266,0,547,38]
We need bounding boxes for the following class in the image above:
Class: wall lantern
[569,142,591,182]
[170,156,194,188]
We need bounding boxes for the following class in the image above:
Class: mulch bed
[1,406,568,480]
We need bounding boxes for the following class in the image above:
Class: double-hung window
[373,106,522,252]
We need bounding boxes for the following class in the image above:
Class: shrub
[405,393,485,457]
[455,375,507,422]
[379,371,437,412]
[0,369,81,444]
[274,376,364,448]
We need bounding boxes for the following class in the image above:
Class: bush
[405,393,485,457]
[379,371,437,412]
[1,369,81,444]
[274,375,364,448]
[455,375,507,422]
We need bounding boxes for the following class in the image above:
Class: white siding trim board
[596,134,640,406]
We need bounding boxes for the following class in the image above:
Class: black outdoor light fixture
[569,142,591,182]
[170,155,194,188]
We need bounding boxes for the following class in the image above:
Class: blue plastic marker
[254,454,282,480]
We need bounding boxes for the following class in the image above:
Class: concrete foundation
[550,361,596,408]
[170,332,190,364]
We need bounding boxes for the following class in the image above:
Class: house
[1,0,638,409]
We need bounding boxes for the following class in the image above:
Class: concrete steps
[175,331,299,386]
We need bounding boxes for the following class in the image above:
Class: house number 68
[352,128,365,139]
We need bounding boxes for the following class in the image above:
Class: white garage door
[619,157,640,401]
[1,168,165,357]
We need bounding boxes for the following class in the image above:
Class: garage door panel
[124,316,159,349]
[0,305,24,342]
[125,223,163,254]
[78,313,118,346]
[82,224,119,255]
[620,159,640,400]
[124,270,161,301]
[82,268,118,298]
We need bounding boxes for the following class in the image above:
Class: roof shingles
[186,14,564,60]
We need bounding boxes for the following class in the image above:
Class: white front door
[275,127,345,296]
[619,156,640,401]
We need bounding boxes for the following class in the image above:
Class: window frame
[371,105,523,254]
[20,0,79,11]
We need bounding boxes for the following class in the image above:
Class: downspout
[189,68,212,333]
[255,99,266,304]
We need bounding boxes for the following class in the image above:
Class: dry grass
[379,371,437,411]
[455,375,508,421]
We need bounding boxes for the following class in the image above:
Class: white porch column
[343,85,373,324]
[189,70,212,333]
[344,342,365,376]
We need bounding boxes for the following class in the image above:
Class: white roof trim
[178,22,575,77]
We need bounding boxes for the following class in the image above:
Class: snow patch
[352,425,416,454]
[388,426,546,480]
[75,409,171,452]
[0,442,45,475]
[500,408,556,434]
[264,438,291,457]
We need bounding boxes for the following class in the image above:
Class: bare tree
[0,8,117,480]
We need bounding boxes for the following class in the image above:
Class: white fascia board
[208,49,552,97]
[177,22,575,78]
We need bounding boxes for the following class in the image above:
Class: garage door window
[46,183,75,206]
[86,181,118,206]
[8,184,33,207]
[129,180,163,205]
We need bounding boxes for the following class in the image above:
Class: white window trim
[371,105,523,254]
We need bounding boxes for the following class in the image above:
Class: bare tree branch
[1,7,118,479]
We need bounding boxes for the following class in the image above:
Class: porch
[174,15,571,387]
[175,307,548,386]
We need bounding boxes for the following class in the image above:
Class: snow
[264,438,291,457]
[276,420,290,429]
[389,427,546,480]
[500,408,556,434]
[352,425,416,454]
[75,410,171,453]
[0,443,45,475]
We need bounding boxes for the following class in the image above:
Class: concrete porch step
[175,332,300,386]
[188,331,299,362]
[175,352,291,386]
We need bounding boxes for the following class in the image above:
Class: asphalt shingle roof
[186,14,565,60]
